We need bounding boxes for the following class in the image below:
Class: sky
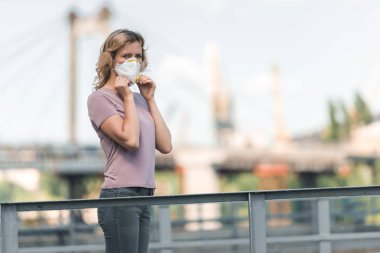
[1,0,380,147]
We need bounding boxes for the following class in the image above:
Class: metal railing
[2,186,380,253]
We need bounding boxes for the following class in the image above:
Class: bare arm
[147,98,172,154]
[100,77,140,150]
[138,75,172,154]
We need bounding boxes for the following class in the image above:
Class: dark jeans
[98,187,154,253]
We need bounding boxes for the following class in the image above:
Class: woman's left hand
[138,75,156,102]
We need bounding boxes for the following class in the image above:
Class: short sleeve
[87,92,118,129]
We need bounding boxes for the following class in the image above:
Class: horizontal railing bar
[264,186,380,201]
[3,185,380,212]
[268,231,380,243]
[19,225,97,235]
[19,238,250,252]
[19,230,380,252]
[14,193,248,212]
[19,244,103,253]
[150,238,250,248]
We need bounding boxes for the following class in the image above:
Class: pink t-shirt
[87,88,156,189]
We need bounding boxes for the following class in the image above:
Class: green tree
[354,92,373,126]
[326,99,340,141]
[339,101,351,139]
[323,93,373,142]
[316,173,345,188]
[0,181,34,202]
[220,172,259,192]
[40,173,68,199]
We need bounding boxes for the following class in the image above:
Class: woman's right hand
[114,76,133,99]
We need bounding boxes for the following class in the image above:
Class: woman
[87,29,172,253]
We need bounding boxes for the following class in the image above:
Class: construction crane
[205,43,234,146]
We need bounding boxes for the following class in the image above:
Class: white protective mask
[114,58,141,83]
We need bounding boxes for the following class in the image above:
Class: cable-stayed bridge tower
[68,7,110,145]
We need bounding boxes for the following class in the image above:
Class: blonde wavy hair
[94,29,148,90]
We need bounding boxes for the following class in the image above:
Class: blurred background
[2,0,380,252]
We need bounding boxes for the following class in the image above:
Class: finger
[124,78,132,85]
[137,76,144,84]
[115,80,125,88]
[115,77,125,87]
[119,77,127,83]
[138,74,147,79]
[139,77,151,84]
[116,79,126,86]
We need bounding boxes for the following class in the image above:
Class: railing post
[318,199,331,253]
[0,204,18,253]
[231,202,239,253]
[248,193,267,253]
[310,199,319,234]
[68,210,76,252]
[159,205,172,253]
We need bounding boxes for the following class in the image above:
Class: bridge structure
[0,141,364,194]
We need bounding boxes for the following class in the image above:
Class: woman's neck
[103,74,116,90]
